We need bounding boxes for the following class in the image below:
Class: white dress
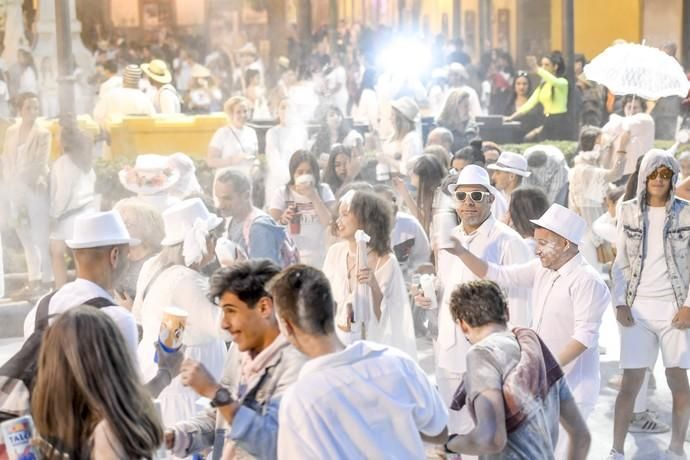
[135,261,227,426]
[322,242,418,360]
[49,155,97,241]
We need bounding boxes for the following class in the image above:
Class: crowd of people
[1,23,690,460]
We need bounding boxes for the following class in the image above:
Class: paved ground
[0,302,681,459]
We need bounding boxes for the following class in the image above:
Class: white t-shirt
[636,206,675,314]
[382,131,423,176]
[270,184,335,268]
[209,125,258,175]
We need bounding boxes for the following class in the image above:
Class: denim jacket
[611,149,690,308]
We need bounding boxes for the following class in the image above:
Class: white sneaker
[607,448,625,460]
[629,410,670,434]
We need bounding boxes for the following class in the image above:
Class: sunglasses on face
[455,191,491,203]
[648,168,674,180]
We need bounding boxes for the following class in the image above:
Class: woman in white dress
[133,198,227,426]
[206,96,258,176]
[49,116,98,287]
[264,97,308,205]
[323,190,417,360]
[269,150,335,268]
[380,97,422,177]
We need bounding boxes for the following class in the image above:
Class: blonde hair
[224,96,249,116]
[114,198,164,252]
[437,88,472,131]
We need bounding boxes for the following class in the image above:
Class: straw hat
[530,204,587,245]
[390,97,419,123]
[141,59,172,84]
[190,63,211,79]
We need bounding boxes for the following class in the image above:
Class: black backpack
[0,292,114,422]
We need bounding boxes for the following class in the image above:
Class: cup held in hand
[159,306,188,353]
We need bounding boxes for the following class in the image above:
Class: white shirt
[209,125,258,175]
[277,341,448,460]
[634,206,676,313]
[351,88,379,129]
[98,75,123,97]
[93,87,155,127]
[437,216,532,373]
[486,253,610,407]
[602,113,655,175]
[382,131,423,176]
[23,278,139,361]
[156,85,181,114]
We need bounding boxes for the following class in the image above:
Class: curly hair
[209,260,281,307]
[348,191,393,255]
[449,280,509,327]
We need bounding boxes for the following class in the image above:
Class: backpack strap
[82,297,116,309]
[34,291,58,330]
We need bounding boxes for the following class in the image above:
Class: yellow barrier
[108,113,229,160]
[42,115,100,160]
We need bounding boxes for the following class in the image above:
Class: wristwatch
[210,387,234,408]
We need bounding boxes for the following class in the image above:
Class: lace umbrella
[583,43,690,100]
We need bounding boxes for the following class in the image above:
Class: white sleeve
[247,128,259,155]
[103,307,139,364]
[320,183,336,204]
[209,127,225,151]
[407,358,449,435]
[570,276,611,349]
[486,259,539,289]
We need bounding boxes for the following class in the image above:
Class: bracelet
[444,434,459,454]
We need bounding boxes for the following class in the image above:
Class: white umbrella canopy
[583,42,690,100]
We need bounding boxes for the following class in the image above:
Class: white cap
[530,203,587,245]
[446,164,502,198]
[487,151,531,177]
[67,211,140,249]
[161,198,224,246]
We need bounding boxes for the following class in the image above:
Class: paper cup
[295,174,315,186]
[159,306,188,352]
[434,210,457,249]
[420,274,438,310]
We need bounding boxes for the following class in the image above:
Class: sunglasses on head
[455,191,491,203]
[648,168,673,180]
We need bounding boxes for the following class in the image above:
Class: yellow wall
[642,0,683,49]
[551,0,642,60]
[419,0,453,35]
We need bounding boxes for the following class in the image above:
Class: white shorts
[619,301,690,369]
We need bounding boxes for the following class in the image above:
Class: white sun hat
[487,151,531,177]
[160,198,224,247]
[530,203,587,245]
[66,211,140,249]
[118,154,181,196]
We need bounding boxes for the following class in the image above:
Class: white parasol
[583,42,690,100]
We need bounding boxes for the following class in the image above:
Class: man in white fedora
[142,58,181,114]
[448,202,610,456]
[487,151,531,217]
[23,211,140,359]
[414,164,531,436]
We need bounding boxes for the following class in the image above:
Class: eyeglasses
[455,191,491,203]
[648,168,674,180]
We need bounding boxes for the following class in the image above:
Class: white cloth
[209,125,258,176]
[635,206,675,302]
[98,75,123,97]
[288,83,319,124]
[486,253,611,410]
[325,65,348,115]
[350,88,379,129]
[155,85,181,114]
[270,185,335,268]
[436,216,532,375]
[382,131,423,176]
[392,211,431,281]
[49,155,97,240]
[592,212,617,245]
[23,278,138,361]
[277,341,448,460]
[602,113,655,175]
[264,125,308,204]
[18,67,37,94]
[0,80,10,118]
[93,87,155,127]
[135,262,226,426]
[322,242,418,360]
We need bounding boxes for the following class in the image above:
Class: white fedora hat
[161,198,224,246]
[487,151,531,177]
[530,203,587,245]
[446,164,502,198]
[390,96,419,123]
[119,154,181,196]
[66,211,140,249]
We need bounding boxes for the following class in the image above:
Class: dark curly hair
[449,280,508,327]
[347,190,393,256]
[209,260,281,307]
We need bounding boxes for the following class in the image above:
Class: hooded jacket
[612,149,690,308]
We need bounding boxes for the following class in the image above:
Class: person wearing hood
[609,150,690,460]
[213,169,288,266]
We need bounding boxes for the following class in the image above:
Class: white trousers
[11,187,52,283]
